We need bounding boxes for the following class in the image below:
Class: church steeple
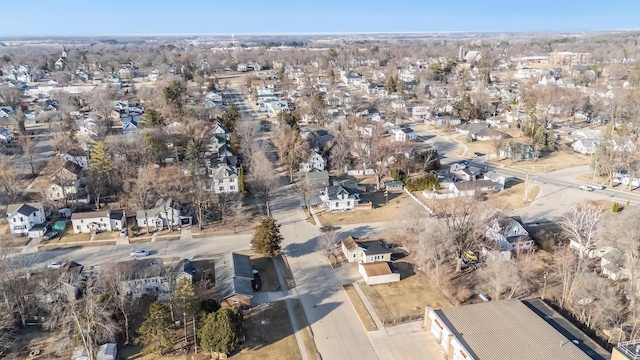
[61,44,67,59]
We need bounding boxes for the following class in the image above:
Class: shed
[359,262,400,285]
[383,180,405,192]
[53,220,67,232]
[96,343,117,360]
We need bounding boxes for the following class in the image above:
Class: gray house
[214,253,254,308]
[499,142,535,161]
[136,200,192,229]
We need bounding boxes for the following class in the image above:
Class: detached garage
[359,262,400,285]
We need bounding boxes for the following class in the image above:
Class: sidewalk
[352,282,386,333]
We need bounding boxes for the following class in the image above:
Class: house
[214,253,254,308]
[6,202,47,237]
[384,180,404,192]
[319,185,360,212]
[391,127,417,142]
[210,164,239,194]
[299,150,327,172]
[0,127,13,142]
[70,210,125,234]
[47,160,90,205]
[119,258,169,298]
[412,106,431,119]
[610,135,636,152]
[599,248,628,281]
[341,236,392,263]
[359,262,400,285]
[136,199,192,229]
[427,299,609,360]
[305,169,329,189]
[499,143,535,161]
[485,218,533,252]
[60,149,90,170]
[571,138,599,155]
[205,91,223,103]
[474,128,510,142]
[449,180,501,197]
[340,69,363,85]
[237,64,248,72]
[483,171,507,189]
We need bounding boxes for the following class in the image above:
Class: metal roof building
[427,299,609,360]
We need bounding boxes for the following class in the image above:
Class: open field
[360,262,452,325]
[487,182,540,212]
[316,192,420,226]
[233,301,301,360]
[496,150,591,174]
[343,284,378,332]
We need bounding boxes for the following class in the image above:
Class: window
[230,186,235,191]
[80,220,84,223]
[219,187,224,192]
[347,201,351,207]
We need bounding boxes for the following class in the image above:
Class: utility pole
[541,271,548,300]
[592,155,598,185]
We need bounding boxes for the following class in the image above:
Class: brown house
[214,253,254,308]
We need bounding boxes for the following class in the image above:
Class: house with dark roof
[305,168,329,188]
[485,217,533,252]
[70,210,125,234]
[319,185,360,212]
[214,253,254,308]
[118,258,169,298]
[7,202,47,237]
[47,160,90,205]
[341,236,392,263]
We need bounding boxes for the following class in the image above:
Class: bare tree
[329,132,352,177]
[224,198,251,233]
[0,87,26,135]
[559,203,603,258]
[100,264,139,345]
[234,116,257,154]
[0,156,21,204]
[556,244,588,308]
[414,219,451,285]
[293,177,315,210]
[126,166,160,234]
[273,124,309,183]
[18,136,39,177]
[249,146,279,217]
[44,274,119,360]
[0,254,39,328]
[571,272,623,332]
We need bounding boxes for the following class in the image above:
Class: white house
[391,127,417,142]
[412,106,431,119]
[449,180,501,197]
[319,185,359,212]
[571,138,599,155]
[210,164,239,194]
[340,69,364,85]
[341,236,392,263]
[205,91,223,103]
[136,200,192,229]
[7,202,47,237]
[70,210,125,234]
[485,218,533,252]
[299,151,327,172]
[237,63,248,72]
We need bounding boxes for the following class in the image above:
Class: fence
[346,168,376,176]
[380,313,425,326]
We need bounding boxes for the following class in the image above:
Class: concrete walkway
[273,255,309,360]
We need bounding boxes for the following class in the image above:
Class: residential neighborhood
[2,14,640,360]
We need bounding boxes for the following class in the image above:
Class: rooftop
[361,262,394,277]
[214,253,254,302]
[433,299,608,360]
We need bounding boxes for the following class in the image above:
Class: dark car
[319,225,334,232]
[474,152,485,156]
[44,231,59,240]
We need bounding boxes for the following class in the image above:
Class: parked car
[47,261,67,269]
[478,293,491,302]
[474,152,485,156]
[579,185,594,191]
[43,231,59,240]
[130,250,150,257]
[320,225,334,232]
[589,185,605,190]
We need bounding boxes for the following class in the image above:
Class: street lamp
[541,271,548,300]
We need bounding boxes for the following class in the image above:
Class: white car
[47,261,67,269]
[579,185,594,191]
[589,185,605,190]
[130,250,150,257]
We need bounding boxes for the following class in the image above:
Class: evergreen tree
[222,103,239,131]
[238,165,246,194]
[137,301,174,355]
[142,108,165,127]
[162,80,186,112]
[88,141,114,209]
[327,46,338,60]
[385,76,397,93]
[173,277,200,346]
[198,308,244,356]
[207,79,217,92]
[251,217,284,257]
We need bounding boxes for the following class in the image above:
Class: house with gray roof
[341,236,392,263]
[214,253,254,308]
[319,184,360,212]
[136,199,192,230]
[7,202,47,237]
[572,138,599,155]
[305,168,329,189]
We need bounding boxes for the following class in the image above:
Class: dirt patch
[360,262,452,325]
[316,192,422,226]
[234,301,301,360]
[343,284,378,332]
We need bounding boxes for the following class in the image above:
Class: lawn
[316,192,421,226]
[360,262,452,325]
[55,227,91,243]
[233,301,301,360]
[276,255,296,290]
[498,149,591,174]
[92,231,120,240]
[343,284,378,332]
[487,182,540,212]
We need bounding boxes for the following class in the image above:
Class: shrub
[612,202,620,213]
[404,174,441,191]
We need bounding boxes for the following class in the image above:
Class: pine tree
[222,103,239,131]
[162,80,186,112]
[142,108,165,127]
[238,165,246,194]
[385,76,397,93]
[137,301,174,355]
[198,308,244,356]
[173,277,199,346]
[88,141,114,209]
[613,202,620,213]
[251,217,284,257]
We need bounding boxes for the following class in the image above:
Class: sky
[2,0,640,37]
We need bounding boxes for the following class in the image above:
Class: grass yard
[55,227,91,243]
[250,254,280,292]
[499,150,591,174]
[342,284,378,332]
[360,262,452,324]
[276,255,296,290]
[316,192,421,226]
[291,299,321,360]
[457,139,496,158]
[233,301,301,360]
[92,231,119,240]
[487,182,540,212]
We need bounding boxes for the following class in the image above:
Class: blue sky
[3,0,640,36]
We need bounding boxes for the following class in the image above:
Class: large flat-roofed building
[426,299,609,360]
[613,340,640,360]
